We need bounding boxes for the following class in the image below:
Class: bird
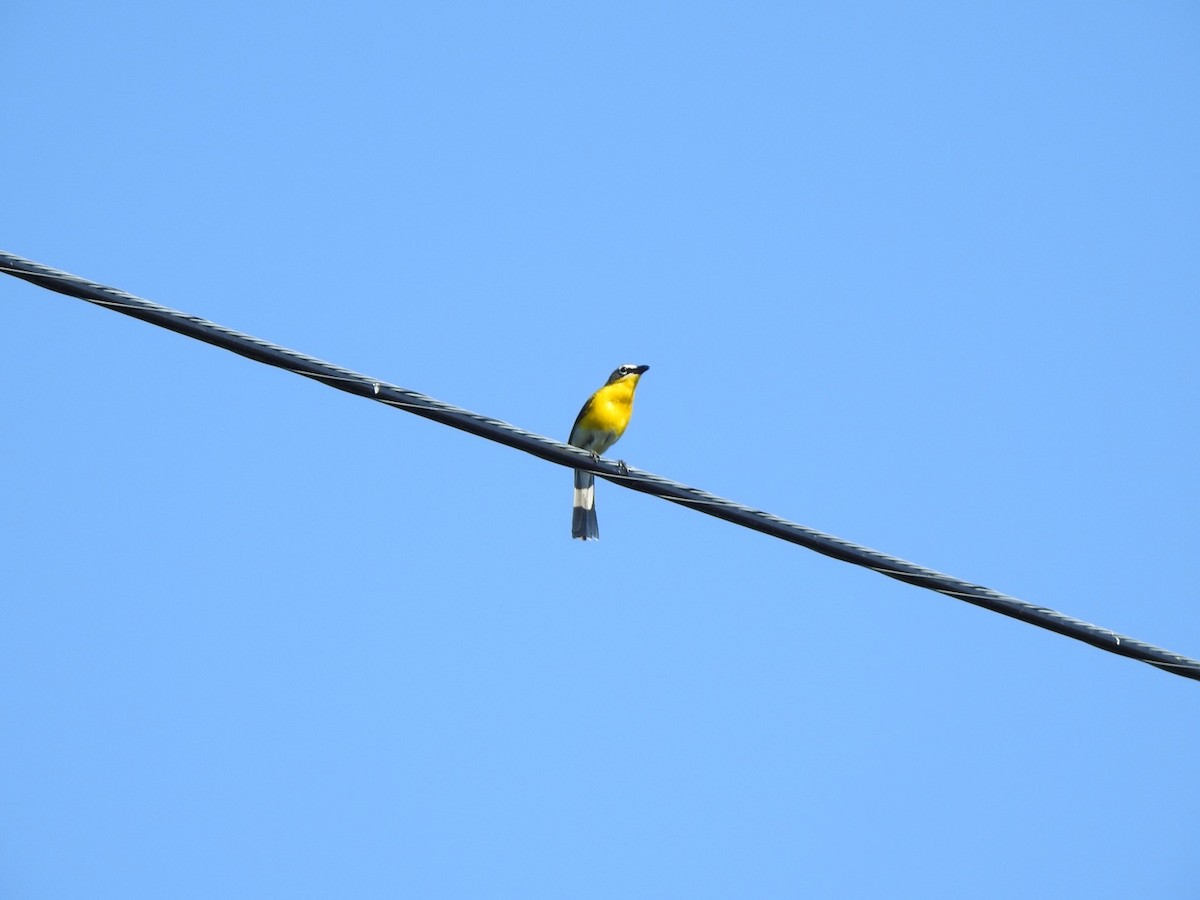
[568,363,650,540]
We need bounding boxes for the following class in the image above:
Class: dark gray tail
[572,469,599,540]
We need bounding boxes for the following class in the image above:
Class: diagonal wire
[3,249,1197,682]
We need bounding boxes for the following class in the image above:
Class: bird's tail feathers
[572,469,599,540]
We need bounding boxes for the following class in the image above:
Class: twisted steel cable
[4,249,1197,681]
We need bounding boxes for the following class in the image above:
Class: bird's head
[605,363,650,385]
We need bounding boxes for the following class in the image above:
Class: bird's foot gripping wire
[616,459,629,476]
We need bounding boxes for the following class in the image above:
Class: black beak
[634,365,650,374]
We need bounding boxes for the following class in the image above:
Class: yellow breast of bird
[574,382,636,453]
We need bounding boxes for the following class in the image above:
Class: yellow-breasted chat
[568,364,649,540]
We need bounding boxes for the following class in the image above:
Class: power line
[3,248,1197,683]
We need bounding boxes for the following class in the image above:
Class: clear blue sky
[3,2,1198,897]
